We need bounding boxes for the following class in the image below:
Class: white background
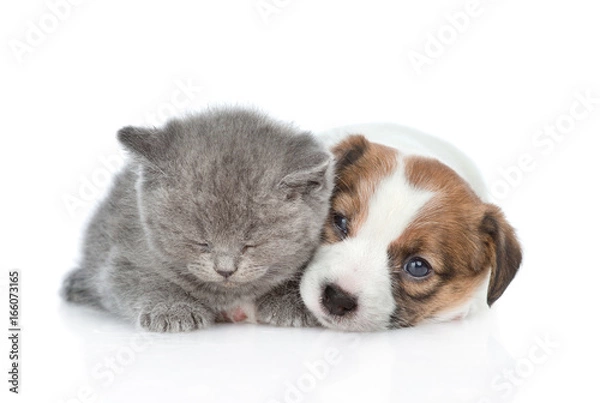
[1,0,599,402]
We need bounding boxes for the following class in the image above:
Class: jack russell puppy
[299,124,522,331]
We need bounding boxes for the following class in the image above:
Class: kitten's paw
[254,277,321,328]
[138,302,213,332]
[256,301,319,328]
[259,312,320,327]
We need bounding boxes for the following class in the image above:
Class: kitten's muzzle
[322,284,357,316]
[215,254,238,279]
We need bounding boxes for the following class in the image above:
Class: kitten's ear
[480,204,523,306]
[117,126,169,165]
[278,153,333,198]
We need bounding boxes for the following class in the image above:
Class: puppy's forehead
[404,155,480,197]
[330,135,481,244]
[357,160,434,245]
[391,154,485,247]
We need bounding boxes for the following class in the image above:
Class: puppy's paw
[138,302,213,332]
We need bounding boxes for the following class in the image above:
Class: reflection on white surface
[54,302,519,403]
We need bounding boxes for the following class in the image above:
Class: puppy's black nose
[322,284,357,316]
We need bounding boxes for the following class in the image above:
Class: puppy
[300,124,522,331]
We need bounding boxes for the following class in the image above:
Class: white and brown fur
[300,124,522,331]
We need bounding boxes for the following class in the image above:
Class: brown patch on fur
[387,156,522,327]
[322,135,398,243]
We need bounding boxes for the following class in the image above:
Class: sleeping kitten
[61,108,332,332]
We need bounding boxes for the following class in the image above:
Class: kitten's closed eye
[242,244,257,254]
[186,239,211,252]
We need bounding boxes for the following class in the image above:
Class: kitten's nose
[216,269,236,278]
[215,255,237,279]
[322,284,357,316]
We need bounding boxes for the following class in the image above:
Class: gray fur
[255,275,320,327]
[62,107,332,332]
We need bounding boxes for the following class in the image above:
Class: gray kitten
[61,108,332,331]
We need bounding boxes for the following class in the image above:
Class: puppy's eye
[404,257,432,278]
[332,213,349,238]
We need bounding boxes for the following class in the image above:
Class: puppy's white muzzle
[300,239,396,331]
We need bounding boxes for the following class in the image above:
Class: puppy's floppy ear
[331,134,370,175]
[480,204,523,306]
[278,152,333,197]
[117,126,171,167]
